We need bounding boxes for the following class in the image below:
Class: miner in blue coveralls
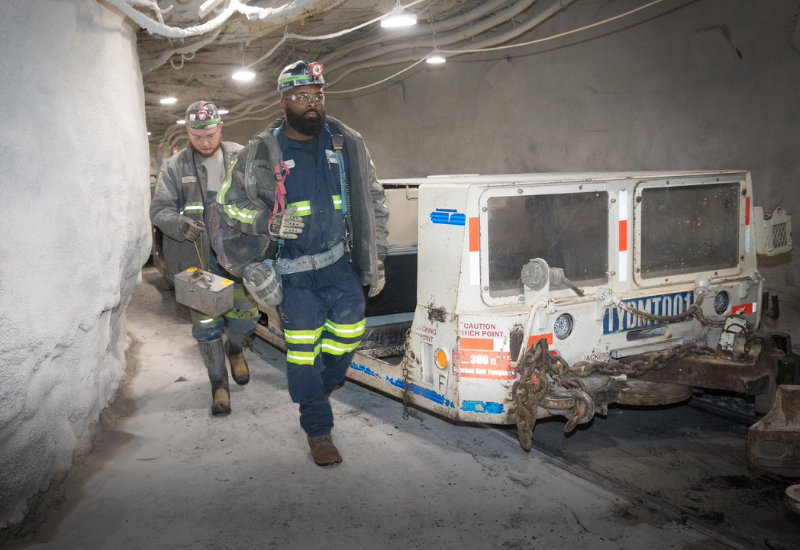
[212,61,389,466]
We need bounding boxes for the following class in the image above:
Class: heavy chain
[511,339,554,451]
[569,342,716,379]
[512,339,719,451]
[400,328,412,420]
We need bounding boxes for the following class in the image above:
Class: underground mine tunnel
[1,0,799,548]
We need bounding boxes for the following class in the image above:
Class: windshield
[487,191,609,297]
[640,183,740,278]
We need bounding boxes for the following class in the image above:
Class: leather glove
[368,260,385,298]
[258,207,305,241]
[180,218,205,242]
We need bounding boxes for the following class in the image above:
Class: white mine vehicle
[251,171,798,468]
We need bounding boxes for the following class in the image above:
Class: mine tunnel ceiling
[138,0,635,148]
[141,0,492,147]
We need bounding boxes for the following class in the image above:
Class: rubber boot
[199,339,231,415]
[307,434,343,466]
[226,332,250,385]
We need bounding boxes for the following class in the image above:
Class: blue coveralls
[274,122,366,438]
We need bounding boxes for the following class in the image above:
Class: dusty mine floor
[528,402,800,550]
[0,267,746,550]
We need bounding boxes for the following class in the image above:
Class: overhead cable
[244,0,427,68]
[106,0,318,39]
[326,56,430,94]
[327,0,671,94]
[440,0,668,53]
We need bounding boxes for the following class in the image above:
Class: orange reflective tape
[745,196,751,225]
[527,333,553,347]
[469,217,479,252]
[619,220,628,252]
[460,337,493,350]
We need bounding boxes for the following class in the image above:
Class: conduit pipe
[106,0,323,39]
[323,0,541,73]
[161,0,573,144]
[141,29,222,74]
[319,0,515,64]
[220,0,545,122]
[242,0,425,69]
[324,0,577,89]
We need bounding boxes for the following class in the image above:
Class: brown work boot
[229,352,250,385]
[307,434,343,466]
[226,338,250,385]
[211,388,231,415]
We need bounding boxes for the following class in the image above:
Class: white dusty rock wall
[0,0,151,527]
[322,0,799,290]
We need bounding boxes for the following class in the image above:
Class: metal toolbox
[174,268,234,317]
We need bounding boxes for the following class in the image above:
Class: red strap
[270,160,290,222]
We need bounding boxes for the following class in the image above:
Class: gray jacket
[213,117,389,286]
[150,141,243,278]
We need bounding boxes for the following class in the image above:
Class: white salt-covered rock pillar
[0,0,151,527]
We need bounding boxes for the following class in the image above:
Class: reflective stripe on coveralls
[279,270,366,437]
[286,200,312,216]
[180,202,205,215]
[217,164,259,224]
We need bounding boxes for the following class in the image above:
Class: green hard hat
[185,101,221,129]
[277,60,325,94]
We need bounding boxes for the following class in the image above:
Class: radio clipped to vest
[331,134,354,262]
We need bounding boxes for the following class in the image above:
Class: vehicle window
[487,192,609,297]
[640,183,739,278]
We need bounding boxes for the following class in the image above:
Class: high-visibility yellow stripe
[286,345,321,365]
[324,319,365,338]
[216,164,258,224]
[216,164,235,204]
[224,204,257,223]
[284,327,323,344]
[332,195,342,210]
[287,200,312,217]
[198,316,223,324]
[226,307,259,320]
[180,202,204,215]
[321,339,360,355]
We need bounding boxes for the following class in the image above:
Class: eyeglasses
[187,128,220,142]
[288,92,325,105]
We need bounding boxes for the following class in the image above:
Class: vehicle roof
[381,170,748,186]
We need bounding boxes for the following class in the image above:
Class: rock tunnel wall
[317,0,799,290]
[0,0,151,527]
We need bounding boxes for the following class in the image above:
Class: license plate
[603,291,695,334]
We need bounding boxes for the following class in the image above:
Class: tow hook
[564,389,594,433]
[761,291,780,320]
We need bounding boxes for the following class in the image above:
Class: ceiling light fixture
[160,97,178,105]
[427,49,445,64]
[232,69,256,82]
[381,1,417,28]
[425,0,443,64]
[218,109,230,115]
[177,120,186,124]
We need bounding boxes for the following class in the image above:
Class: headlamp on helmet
[277,60,325,94]
[185,101,221,129]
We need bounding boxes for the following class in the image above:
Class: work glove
[257,207,305,241]
[368,260,385,298]
[180,218,205,242]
